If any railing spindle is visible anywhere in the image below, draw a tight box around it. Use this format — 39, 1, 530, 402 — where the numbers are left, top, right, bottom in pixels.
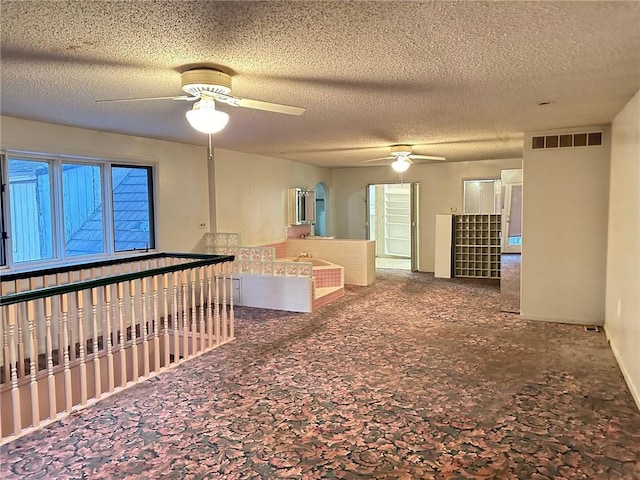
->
2, 309, 9, 385
206, 265, 213, 348
152, 276, 161, 372
222, 263, 228, 342
141, 278, 150, 377
44, 297, 57, 420
61, 294, 72, 413
163, 274, 170, 368
17, 303, 25, 381
76, 291, 88, 407
190, 269, 197, 355
172, 273, 179, 364
91, 288, 101, 400
214, 265, 221, 345
130, 280, 139, 382
27, 301, 40, 428
199, 268, 206, 352
7, 304, 22, 436
182, 271, 189, 358
117, 283, 127, 387
228, 262, 235, 340
104, 285, 115, 393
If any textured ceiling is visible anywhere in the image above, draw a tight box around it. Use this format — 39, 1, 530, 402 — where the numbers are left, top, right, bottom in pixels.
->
1, 1, 639, 168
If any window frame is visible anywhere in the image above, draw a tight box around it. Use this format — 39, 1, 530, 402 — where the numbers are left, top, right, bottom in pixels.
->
1, 149, 157, 271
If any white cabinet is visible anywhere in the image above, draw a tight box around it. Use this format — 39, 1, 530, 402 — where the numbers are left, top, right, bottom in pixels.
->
435, 214, 454, 278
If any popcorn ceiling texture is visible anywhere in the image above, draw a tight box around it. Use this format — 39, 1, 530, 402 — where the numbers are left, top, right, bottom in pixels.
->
1, 1, 639, 166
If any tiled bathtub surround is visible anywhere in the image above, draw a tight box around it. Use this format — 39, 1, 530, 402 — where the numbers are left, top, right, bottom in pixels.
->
208, 233, 344, 312
286, 238, 375, 286
313, 265, 344, 288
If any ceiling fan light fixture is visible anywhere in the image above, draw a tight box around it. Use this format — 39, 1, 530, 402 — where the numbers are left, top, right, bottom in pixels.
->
186, 97, 229, 134
391, 157, 411, 172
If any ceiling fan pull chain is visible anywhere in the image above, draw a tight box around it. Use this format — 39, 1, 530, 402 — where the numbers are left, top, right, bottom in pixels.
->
208, 133, 214, 162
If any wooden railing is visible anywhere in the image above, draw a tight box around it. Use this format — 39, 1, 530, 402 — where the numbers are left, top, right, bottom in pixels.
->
0, 253, 235, 444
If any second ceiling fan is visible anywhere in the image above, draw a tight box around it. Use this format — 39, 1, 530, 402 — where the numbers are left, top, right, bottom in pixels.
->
362, 145, 446, 171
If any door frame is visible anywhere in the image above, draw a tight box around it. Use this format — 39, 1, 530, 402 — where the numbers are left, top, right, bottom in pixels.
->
365, 181, 419, 271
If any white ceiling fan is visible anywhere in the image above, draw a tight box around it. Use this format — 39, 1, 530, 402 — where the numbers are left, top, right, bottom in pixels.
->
96, 68, 306, 134
362, 145, 446, 171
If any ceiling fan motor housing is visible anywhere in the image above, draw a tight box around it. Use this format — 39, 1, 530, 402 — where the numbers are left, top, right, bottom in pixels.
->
181, 69, 232, 96
390, 145, 413, 157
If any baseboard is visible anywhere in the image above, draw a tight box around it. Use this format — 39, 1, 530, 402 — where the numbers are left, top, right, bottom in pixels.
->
518, 313, 604, 326
603, 325, 640, 412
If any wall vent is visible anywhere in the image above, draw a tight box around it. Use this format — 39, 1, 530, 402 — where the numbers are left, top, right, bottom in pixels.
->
532, 131, 603, 150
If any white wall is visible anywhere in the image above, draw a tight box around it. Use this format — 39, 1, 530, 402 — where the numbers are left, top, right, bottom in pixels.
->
521, 125, 611, 324
1, 116, 210, 253
605, 90, 640, 409
330, 158, 522, 272
212, 149, 331, 246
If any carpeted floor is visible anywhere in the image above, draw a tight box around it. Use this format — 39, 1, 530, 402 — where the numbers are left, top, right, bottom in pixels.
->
1, 270, 639, 479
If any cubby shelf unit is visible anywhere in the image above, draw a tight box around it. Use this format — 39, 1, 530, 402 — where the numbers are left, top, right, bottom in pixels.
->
454, 214, 501, 279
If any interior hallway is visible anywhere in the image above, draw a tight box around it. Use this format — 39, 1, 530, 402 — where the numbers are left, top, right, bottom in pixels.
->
1, 270, 639, 479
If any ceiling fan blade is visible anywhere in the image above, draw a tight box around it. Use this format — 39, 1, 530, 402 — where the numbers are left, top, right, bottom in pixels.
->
95, 95, 197, 104
233, 97, 305, 115
361, 156, 394, 164
411, 154, 447, 161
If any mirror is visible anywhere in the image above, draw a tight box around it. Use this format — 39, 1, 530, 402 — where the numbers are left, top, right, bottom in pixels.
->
288, 188, 316, 225
500, 168, 523, 313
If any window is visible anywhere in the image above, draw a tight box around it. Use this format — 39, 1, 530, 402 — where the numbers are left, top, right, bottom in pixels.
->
112, 166, 154, 252
2, 152, 155, 267
62, 163, 105, 256
8, 158, 54, 262
463, 179, 501, 214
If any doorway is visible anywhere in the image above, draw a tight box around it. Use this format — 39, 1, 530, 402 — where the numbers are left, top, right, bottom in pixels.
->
314, 182, 327, 237
366, 182, 419, 271
500, 168, 523, 313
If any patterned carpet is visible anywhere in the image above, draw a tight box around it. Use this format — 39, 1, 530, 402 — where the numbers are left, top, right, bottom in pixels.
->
2, 270, 639, 479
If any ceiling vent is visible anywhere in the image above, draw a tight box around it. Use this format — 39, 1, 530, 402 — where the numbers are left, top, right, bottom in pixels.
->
531, 131, 603, 150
